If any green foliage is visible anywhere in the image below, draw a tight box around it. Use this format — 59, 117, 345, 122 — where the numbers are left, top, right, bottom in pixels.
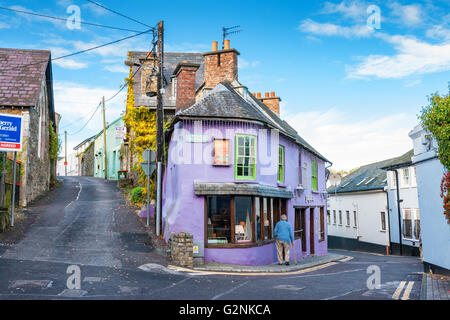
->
49, 121, 61, 161
130, 186, 145, 204
419, 88, 450, 170
419, 86, 450, 224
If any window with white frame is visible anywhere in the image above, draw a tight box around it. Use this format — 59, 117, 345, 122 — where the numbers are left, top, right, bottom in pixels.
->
338, 210, 342, 225
411, 167, 417, 187
346, 210, 350, 226
390, 171, 396, 189
401, 168, 410, 187
402, 209, 412, 238
380, 212, 386, 231
333, 210, 336, 224
401, 208, 421, 240
302, 162, 307, 188
353, 211, 357, 227
414, 209, 420, 240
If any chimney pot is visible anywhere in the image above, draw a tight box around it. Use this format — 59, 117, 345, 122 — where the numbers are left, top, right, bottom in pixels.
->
224, 39, 230, 50
257, 92, 261, 99
212, 41, 218, 51
265, 92, 269, 98
271, 91, 275, 97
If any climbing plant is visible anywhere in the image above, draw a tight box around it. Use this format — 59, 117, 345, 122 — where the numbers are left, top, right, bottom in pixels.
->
419, 87, 450, 224
123, 60, 157, 200
49, 121, 61, 161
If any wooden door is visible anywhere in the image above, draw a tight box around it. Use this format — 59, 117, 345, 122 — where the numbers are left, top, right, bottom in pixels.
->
310, 208, 315, 255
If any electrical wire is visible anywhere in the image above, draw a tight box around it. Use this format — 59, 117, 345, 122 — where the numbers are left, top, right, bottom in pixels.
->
2, 28, 153, 71
85, 0, 152, 29
0, 6, 145, 33
66, 102, 102, 135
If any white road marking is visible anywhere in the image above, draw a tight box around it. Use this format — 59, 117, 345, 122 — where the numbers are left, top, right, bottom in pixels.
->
211, 281, 249, 300
392, 281, 406, 300
401, 281, 414, 300
64, 181, 82, 209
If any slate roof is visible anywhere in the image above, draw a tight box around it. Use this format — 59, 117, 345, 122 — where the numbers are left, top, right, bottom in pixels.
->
73, 135, 96, 151
127, 51, 204, 108
175, 81, 330, 163
0, 48, 51, 107
194, 182, 294, 198
327, 150, 414, 194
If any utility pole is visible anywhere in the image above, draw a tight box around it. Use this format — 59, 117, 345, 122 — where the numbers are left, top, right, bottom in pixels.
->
155, 21, 164, 237
64, 130, 67, 176
102, 96, 108, 179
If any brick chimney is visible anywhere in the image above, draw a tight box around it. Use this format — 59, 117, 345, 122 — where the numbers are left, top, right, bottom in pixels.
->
259, 91, 281, 115
203, 40, 240, 89
173, 61, 200, 112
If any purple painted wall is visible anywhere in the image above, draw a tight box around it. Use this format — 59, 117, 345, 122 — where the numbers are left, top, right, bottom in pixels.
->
162, 119, 328, 265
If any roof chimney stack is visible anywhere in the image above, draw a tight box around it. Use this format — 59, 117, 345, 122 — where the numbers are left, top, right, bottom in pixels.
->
173, 61, 200, 113
203, 40, 240, 89
258, 91, 281, 116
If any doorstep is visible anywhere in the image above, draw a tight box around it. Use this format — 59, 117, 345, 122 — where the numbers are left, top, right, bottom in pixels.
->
191, 253, 346, 273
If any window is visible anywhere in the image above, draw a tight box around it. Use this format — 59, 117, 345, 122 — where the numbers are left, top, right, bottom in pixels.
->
302, 163, 308, 188
353, 211, 357, 227
401, 168, 410, 187
338, 210, 342, 225
380, 212, 386, 231
414, 209, 420, 239
346, 210, 350, 226
319, 207, 325, 241
390, 171, 397, 189
207, 196, 232, 244
235, 196, 253, 243
327, 210, 331, 224
207, 196, 283, 247
235, 135, 257, 180
298, 153, 302, 185
294, 208, 304, 239
213, 139, 230, 166
278, 145, 285, 183
402, 209, 412, 238
333, 210, 336, 224
311, 160, 318, 191
411, 167, 417, 187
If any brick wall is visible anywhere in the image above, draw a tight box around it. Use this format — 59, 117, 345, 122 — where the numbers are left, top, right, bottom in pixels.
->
174, 62, 200, 112
203, 49, 239, 89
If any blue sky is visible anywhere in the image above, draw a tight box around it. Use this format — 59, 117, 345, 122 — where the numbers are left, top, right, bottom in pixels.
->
0, 0, 449, 170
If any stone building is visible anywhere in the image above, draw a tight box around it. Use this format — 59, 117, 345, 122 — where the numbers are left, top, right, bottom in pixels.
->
0, 48, 56, 206
73, 135, 95, 176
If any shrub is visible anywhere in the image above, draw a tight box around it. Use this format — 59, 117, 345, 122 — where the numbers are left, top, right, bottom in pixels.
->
130, 187, 145, 204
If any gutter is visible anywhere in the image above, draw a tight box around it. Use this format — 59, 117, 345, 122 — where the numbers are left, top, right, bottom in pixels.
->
383, 186, 392, 254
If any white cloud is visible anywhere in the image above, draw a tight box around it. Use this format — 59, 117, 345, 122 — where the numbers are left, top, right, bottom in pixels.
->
321, 0, 368, 22
239, 58, 260, 69
0, 21, 11, 29
49, 47, 88, 69
104, 64, 128, 73
347, 34, 450, 79
388, 2, 422, 27
54, 81, 126, 134
298, 19, 374, 38
426, 25, 450, 41
281, 107, 416, 171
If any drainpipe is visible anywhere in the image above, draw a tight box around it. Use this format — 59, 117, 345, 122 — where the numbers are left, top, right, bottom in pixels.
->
394, 169, 403, 256
383, 187, 392, 255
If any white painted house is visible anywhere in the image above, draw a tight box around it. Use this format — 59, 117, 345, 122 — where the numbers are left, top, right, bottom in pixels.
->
327, 151, 415, 255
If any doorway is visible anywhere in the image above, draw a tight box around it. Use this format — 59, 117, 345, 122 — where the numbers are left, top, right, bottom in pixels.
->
310, 208, 315, 255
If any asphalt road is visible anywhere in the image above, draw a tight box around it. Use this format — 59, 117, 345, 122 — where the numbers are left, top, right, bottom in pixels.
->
0, 176, 423, 300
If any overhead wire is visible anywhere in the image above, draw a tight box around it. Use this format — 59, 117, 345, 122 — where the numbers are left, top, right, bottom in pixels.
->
0, 6, 145, 33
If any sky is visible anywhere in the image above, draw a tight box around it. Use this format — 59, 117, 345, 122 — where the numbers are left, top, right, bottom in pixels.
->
0, 0, 449, 171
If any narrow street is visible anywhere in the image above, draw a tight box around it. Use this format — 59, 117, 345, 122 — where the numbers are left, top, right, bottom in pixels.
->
0, 177, 423, 300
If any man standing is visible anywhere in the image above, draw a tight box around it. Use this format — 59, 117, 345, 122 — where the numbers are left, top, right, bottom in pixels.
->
274, 214, 294, 265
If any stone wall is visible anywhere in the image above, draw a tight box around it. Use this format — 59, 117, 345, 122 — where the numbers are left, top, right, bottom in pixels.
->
168, 232, 194, 268
82, 142, 95, 176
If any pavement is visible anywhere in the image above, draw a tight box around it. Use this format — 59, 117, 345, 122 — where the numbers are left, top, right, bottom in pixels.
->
0, 176, 425, 300
421, 273, 450, 300
175, 253, 348, 274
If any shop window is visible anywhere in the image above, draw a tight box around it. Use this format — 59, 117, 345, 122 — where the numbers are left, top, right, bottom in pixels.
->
311, 160, 318, 191
234, 196, 253, 243
207, 196, 232, 244
278, 145, 284, 183
261, 197, 272, 240
235, 135, 256, 180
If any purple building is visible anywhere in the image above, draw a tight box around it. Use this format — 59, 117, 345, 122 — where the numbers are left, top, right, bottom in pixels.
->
162, 41, 330, 265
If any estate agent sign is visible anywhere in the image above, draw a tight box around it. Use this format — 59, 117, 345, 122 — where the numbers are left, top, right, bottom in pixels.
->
0, 113, 23, 152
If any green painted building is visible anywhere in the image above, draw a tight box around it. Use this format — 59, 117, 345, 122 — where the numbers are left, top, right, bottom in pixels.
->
93, 116, 125, 180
